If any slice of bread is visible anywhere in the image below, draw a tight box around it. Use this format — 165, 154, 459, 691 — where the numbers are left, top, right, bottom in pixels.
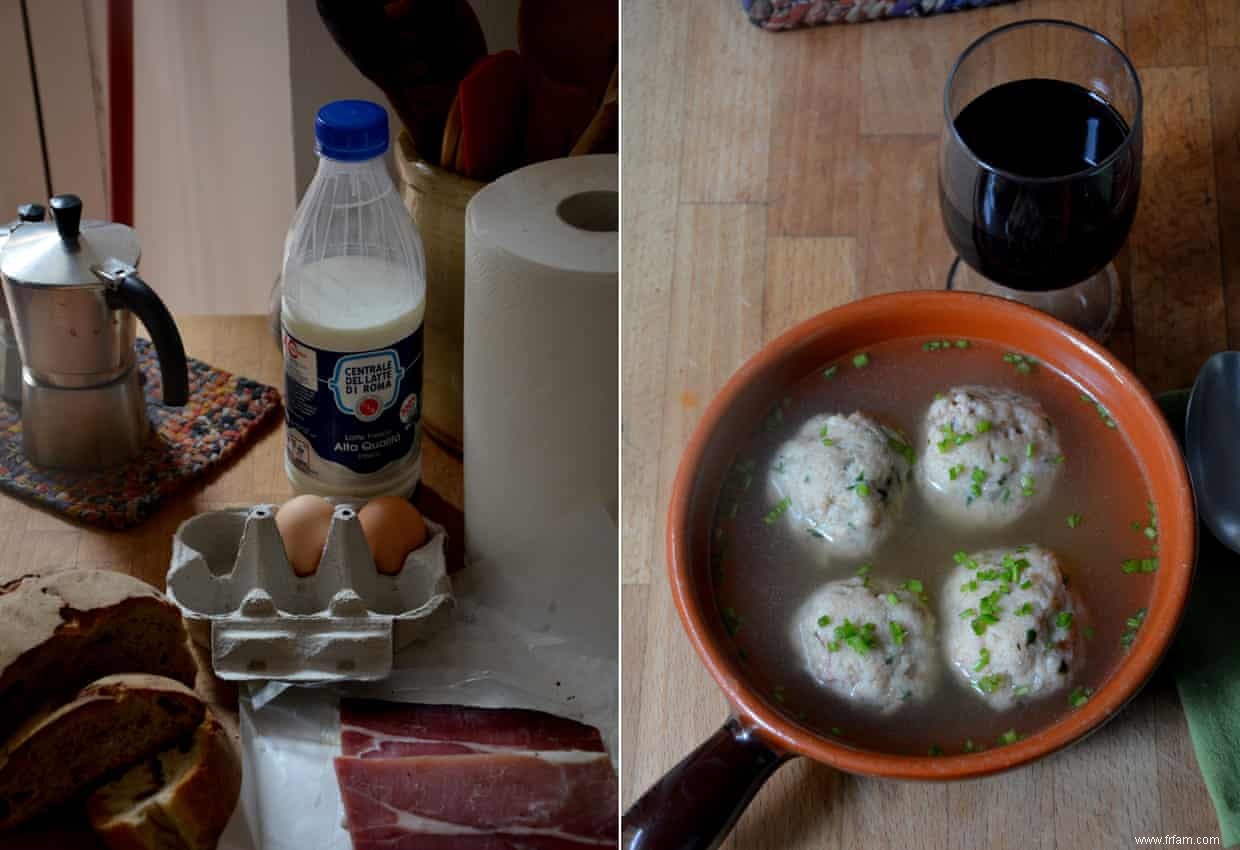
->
0, 674, 205, 831
0, 570, 198, 741
87, 711, 242, 850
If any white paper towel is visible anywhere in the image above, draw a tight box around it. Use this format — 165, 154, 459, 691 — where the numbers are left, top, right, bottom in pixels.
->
463, 155, 618, 571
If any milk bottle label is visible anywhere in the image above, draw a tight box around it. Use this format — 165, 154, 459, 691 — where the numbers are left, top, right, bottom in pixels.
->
283, 326, 423, 475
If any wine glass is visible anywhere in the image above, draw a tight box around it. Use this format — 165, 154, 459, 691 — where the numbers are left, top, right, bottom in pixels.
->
939, 19, 1143, 341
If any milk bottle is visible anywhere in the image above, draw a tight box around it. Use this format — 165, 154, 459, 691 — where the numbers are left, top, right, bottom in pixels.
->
281, 100, 427, 497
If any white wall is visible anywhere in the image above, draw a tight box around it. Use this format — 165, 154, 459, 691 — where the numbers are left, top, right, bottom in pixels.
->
7, 0, 520, 316
130, 0, 296, 315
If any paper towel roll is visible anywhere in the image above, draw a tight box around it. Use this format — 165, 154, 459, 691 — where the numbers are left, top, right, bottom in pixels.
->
463, 155, 618, 568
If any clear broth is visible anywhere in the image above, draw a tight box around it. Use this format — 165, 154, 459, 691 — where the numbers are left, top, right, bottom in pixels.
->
712, 337, 1157, 756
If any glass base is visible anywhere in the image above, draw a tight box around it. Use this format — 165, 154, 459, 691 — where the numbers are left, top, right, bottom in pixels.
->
945, 259, 1121, 343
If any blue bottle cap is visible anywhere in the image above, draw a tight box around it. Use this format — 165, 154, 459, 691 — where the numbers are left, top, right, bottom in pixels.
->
315, 100, 389, 161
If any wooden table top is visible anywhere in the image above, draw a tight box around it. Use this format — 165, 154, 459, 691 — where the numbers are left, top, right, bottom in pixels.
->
3, 314, 462, 847
622, 1, 1234, 847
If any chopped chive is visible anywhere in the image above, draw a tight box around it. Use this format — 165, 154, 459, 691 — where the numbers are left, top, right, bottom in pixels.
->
856, 563, 872, 577
974, 648, 991, 671
956, 340, 970, 349
833, 619, 879, 655
1020, 475, 1035, 497
977, 673, 1006, 694
1016, 602, 1033, 616
934, 392, 945, 401
953, 551, 969, 565
1121, 559, 1141, 574
1053, 454, 1066, 464
1069, 686, 1092, 708
928, 744, 944, 756
830, 727, 842, 737
1144, 526, 1157, 540
817, 614, 832, 628
1083, 626, 1095, 640
949, 464, 965, 481
1020, 579, 1032, 590
888, 435, 916, 466
960, 607, 977, 620
976, 420, 992, 434
1013, 685, 1031, 697
1026, 629, 1038, 645
886, 592, 899, 605
890, 621, 907, 646
853, 353, 870, 368
1066, 513, 1082, 529
971, 615, 997, 636
823, 365, 839, 379
1056, 611, 1074, 630
902, 578, 924, 594
763, 497, 792, 525
972, 467, 987, 484
998, 729, 1021, 745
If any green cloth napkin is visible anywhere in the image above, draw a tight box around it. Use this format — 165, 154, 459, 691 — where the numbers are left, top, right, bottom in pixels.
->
1159, 390, 1240, 847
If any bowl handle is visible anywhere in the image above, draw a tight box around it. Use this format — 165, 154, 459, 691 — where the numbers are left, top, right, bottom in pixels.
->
622, 715, 792, 850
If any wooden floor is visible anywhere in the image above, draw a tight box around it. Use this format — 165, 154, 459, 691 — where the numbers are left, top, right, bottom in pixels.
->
621, 1, 1237, 846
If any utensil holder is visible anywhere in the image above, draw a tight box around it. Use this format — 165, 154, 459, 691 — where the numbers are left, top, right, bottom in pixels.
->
394, 130, 486, 454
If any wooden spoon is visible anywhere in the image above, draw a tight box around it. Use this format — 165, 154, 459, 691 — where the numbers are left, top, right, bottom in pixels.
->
440, 92, 462, 170
517, 0, 617, 103
571, 66, 618, 156
316, 0, 487, 158
457, 50, 528, 180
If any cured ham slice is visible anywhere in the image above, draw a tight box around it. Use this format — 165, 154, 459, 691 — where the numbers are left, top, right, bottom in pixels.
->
335, 702, 617, 850
340, 700, 607, 759
334, 753, 617, 849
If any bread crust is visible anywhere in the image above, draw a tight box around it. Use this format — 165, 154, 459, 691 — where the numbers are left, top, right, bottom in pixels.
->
0, 571, 198, 740
87, 712, 242, 850
0, 674, 205, 831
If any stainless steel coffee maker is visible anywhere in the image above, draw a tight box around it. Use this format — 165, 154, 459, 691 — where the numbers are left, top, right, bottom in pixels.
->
0, 203, 48, 405
0, 194, 188, 469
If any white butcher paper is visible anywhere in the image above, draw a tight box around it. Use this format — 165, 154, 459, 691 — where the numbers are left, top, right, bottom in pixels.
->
217, 506, 618, 850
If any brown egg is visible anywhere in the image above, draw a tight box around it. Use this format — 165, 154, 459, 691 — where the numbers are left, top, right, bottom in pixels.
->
358, 496, 428, 575
275, 495, 335, 577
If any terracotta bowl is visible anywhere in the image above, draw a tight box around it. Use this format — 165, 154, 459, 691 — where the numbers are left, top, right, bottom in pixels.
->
623, 292, 1195, 850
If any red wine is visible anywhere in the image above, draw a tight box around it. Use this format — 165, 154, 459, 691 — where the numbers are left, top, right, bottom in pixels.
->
940, 78, 1139, 292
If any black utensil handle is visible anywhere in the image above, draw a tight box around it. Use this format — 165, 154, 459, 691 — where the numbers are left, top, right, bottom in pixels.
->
110, 273, 189, 406
622, 717, 791, 850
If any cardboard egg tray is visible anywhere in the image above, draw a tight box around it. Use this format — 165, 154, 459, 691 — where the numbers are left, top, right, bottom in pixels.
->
167, 503, 452, 683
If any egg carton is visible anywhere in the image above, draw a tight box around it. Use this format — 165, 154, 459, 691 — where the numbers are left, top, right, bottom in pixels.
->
166, 503, 453, 683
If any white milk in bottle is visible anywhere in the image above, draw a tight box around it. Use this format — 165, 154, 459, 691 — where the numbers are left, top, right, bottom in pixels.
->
281, 100, 427, 497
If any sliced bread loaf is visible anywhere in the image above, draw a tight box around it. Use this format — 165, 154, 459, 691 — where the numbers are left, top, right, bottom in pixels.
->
87, 711, 242, 850
0, 570, 198, 741
0, 674, 205, 831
